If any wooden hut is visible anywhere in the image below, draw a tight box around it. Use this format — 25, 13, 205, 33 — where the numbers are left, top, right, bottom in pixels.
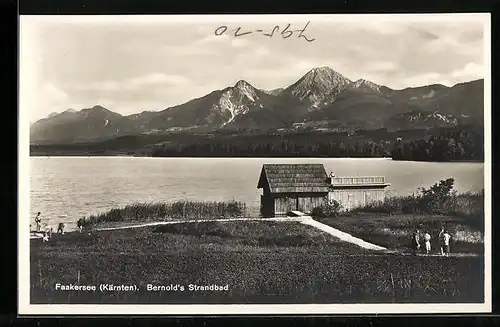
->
327, 175, 391, 211
257, 164, 329, 216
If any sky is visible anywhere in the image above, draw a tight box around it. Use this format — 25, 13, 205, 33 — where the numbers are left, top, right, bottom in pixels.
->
20, 14, 489, 122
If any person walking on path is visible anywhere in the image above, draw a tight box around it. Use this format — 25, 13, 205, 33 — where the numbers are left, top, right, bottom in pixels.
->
424, 231, 431, 254
442, 230, 451, 256
412, 229, 421, 255
34, 212, 42, 232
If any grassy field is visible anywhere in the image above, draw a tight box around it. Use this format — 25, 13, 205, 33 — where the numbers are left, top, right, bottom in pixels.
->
317, 214, 484, 254
30, 220, 483, 304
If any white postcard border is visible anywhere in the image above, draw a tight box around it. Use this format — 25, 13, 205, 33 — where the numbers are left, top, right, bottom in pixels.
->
18, 13, 492, 315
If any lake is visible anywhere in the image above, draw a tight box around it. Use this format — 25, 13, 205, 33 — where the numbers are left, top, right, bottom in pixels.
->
29, 157, 484, 230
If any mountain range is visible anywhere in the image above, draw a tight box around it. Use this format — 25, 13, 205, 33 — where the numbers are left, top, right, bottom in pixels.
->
30, 66, 484, 144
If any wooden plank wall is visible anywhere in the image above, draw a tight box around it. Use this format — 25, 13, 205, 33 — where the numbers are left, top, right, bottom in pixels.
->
298, 196, 326, 213
273, 195, 326, 215
328, 188, 386, 211
274, 196, 297, 215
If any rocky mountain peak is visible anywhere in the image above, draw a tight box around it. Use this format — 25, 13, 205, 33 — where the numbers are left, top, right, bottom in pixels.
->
228, 79, 258, 103
234, 80, 252, 89
352, 78, 381, 93
285, 66, 352, 106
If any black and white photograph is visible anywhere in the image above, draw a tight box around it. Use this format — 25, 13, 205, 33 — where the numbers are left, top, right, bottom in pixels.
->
19, 14, 491, 315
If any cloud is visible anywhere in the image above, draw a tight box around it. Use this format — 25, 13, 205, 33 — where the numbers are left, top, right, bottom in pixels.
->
367, 61, 398, 73
231, 37, 252, 48
75, 73, 191, 92
125, 73, 190, 88
192, 32, 254, 49
254, 46, 270, 56
27, 83, 70, 121
161, 33, 252, 57
451, 62, 484, 80
43, 83, 69, 103
195, 33, 229, 45
337, 22, 407, 35
398, 72, 444, 88
422, 36, 468, 55
23, 15, 488, 119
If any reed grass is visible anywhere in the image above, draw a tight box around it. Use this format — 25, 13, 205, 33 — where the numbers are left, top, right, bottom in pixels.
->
350, 191, 484, 219
78, 200, 246, 228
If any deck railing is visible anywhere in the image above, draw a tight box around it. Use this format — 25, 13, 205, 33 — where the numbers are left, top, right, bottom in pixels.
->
330, 176, 386, 185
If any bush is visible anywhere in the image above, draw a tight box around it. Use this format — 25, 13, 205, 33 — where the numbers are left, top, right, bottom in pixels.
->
311, 200, 342, 218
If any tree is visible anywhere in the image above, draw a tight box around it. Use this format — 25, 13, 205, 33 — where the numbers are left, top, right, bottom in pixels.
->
419, 178, 455, 214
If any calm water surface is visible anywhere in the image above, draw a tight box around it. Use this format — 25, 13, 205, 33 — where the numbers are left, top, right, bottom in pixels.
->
29, 157, 484, 230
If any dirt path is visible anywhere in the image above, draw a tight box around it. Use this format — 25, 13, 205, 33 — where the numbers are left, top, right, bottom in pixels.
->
95, 216, 305, 231
94, 215, 388, 251
299, 216, 388, 251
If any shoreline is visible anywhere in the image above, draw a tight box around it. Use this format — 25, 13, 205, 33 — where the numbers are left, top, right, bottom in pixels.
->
28, 155, 485, 163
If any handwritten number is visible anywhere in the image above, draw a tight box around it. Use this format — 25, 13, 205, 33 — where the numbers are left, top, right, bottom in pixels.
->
295, 21, 315, 42
281, 24, 293, 38
215, 22, 315, 42
234, 27, 252, 37
214, 26, 227, 36
263, 26, 279, 37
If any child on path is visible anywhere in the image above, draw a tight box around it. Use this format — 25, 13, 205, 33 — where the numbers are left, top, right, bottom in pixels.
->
424, 231, 431, 254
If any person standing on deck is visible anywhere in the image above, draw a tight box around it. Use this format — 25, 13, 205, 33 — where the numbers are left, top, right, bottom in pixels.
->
424, 231, 431, 254
412, 229, 420, 255
442, 230, 451, 256
34, 212, 42, 232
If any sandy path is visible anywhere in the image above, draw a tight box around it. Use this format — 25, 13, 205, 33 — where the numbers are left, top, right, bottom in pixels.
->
95, 216, 305, 231
299, 216, 388, 251
94, 215, 388, 251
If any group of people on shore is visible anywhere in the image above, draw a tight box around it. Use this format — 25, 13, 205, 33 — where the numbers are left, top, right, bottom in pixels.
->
412, 226, 451, 256
31, 212, 69, 242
